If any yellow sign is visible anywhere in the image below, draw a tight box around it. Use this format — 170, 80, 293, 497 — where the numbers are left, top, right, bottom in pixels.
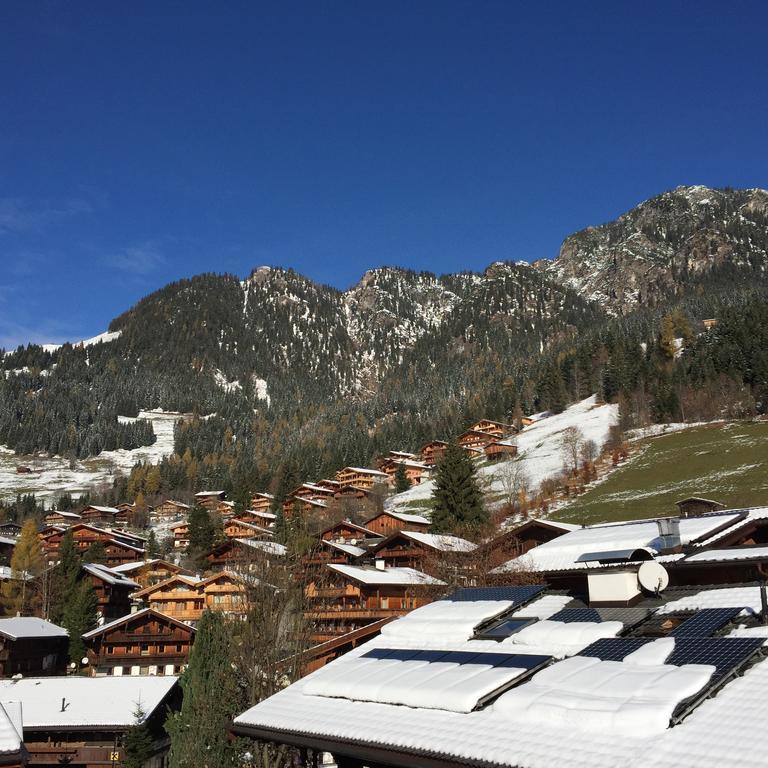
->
109, 751, 120, 761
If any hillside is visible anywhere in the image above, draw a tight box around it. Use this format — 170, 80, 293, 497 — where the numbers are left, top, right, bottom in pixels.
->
556, 421, 768, 525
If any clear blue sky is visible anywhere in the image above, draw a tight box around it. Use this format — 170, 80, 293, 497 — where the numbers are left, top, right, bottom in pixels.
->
1, 1, 767, 348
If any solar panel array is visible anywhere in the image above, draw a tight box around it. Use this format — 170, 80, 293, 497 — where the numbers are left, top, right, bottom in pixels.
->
549, 608, 602, 623
579, 636, 764, 683
303, 647, 553, 712
474, 617, 535, 640
447, 585, 546, 603
669, 607, 744, 637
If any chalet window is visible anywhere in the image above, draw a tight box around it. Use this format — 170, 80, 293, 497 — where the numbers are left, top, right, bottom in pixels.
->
107, 646, 114, 654
380, 597, 389, 609
158, 644, 165, 653
140, 644, 150, 656
176, 644, 183, 653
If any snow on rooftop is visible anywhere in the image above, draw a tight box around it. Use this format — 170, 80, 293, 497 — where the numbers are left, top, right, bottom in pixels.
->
0, 702, 22, 755
235, 538, 287, 556
0, 676, 177, 729
82, 563, 139, 588
0, 617, 67, 640
657, 586, 766, 615
381, 599, 513, 644
401, 531, 477, 552
511, 594, 573, 620
324, 540, 366, 558
386, 511, 430, 524
493, 651, 714, 738
683, 546, 768, 563
693, 507, 768, 547
498, 513, 742, 573
502, 619, 623, 656
328, 564, 443, 587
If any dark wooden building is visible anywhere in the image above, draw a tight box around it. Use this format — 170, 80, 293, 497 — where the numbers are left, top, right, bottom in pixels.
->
0, 618, 68, 678
82, 563, 139, 621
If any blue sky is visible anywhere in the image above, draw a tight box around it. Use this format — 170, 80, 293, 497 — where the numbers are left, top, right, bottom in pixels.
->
1, 1, 767, 349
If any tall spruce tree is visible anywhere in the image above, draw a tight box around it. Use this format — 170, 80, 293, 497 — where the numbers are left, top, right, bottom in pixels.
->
146, 529, 160, 559
186, 505, 214, 570
1, 519, 45, 616
430, 441, 486, 533
62, 578, 98, 664
166, 610, 245, 768
394, 462, 411, 493
123, 705, 154, 768
49, 529, 81, 624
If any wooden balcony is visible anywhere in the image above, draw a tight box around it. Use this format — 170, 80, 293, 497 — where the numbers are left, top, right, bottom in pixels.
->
305, 608, 409, 621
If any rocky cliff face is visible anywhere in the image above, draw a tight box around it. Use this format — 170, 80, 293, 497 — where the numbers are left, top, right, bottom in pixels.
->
543, 185, 768, 313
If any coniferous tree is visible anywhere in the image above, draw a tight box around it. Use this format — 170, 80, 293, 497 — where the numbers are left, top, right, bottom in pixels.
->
166, 610, 245, 768
1, 519, 45, 616
394, 462, 411, 493
123, 705, 154, 768
430, 441, 486, 533
272, 506, 288, 546
187, 506, 214, 570
146, 529, 160, 559
49, 529, 81, 624
83, 540, 107, 564
62, 579, 98, 664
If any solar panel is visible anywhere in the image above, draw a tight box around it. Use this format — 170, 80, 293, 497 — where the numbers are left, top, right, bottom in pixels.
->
669, 607, 744, 638
305, 647, 552, 712
474, 617, 535, 640
549, 608, 602, 623
579, 637, 653, 661
447, 585, 546, 603
667, 636, 765, 682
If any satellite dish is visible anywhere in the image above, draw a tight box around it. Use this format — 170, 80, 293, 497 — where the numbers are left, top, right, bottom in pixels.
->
638, 561, 669, 594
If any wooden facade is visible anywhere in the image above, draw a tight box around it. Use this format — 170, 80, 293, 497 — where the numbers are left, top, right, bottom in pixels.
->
223, 519, 273, 540
42, 510, 81, 527
363, 511, 430, 537
135, 572, 248, 624
249, 493, 275, 513
194, 491, 226, 510
283, 496, 328, 518
419, 440, 448, 466
79, 505, 119, 527
675, 497, 725, 518
380, 459, 431, 486
334, 467, 391, 490
84, 608, 195, 676
0, 619, 68, 678
171, 522, 189, 550
468, 419, 517, 439
320, 521, 382, 545
112, 560, 189, 590
40, 524, 144, 567
457, 429, 496, 451
153, 499, 191, 518
82, 564, 139, 621
235, 509, 276, 528
484, 441, 518, 461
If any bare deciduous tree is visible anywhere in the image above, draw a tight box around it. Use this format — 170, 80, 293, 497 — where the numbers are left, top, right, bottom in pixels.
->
560, 426, 584, 475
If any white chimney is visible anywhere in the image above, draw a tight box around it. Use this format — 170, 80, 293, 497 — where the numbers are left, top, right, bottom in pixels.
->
375, 559, 386, 571
587, 569, 641, 606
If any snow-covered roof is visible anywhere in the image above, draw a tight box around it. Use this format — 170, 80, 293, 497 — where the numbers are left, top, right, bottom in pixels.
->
373, 510, 430, 525
195, 490, 225, 496
499, 513, 742, 573
82, 563, 139, 588
246, 510, 277, 520
0, 536, 16, 547
47, 510, 81, 519
341, 467, 389, 477
82, 607, 194, 639
0, 617, 67, 640
693, 507, 768, 548
399, 530, 477, 552
0, 702, 22, 756
83, 505, 119, 514
683, 546, 768, 563
324, 540, 366, 558
328, 564, 444, 586
234, 590, 768, 768
657, 586, 767, 615
235, 538, 287, 556
0, 676, 177, 730
111, 559, 178, 574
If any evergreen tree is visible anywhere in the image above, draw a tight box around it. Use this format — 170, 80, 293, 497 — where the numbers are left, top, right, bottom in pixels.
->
187, 506, 214, 570
83, 540, 107, 564
166, 610, 245, 768
123, 705, 154, 768
1, 519, 45, 616
394, 462, 411, 493
49, 529, 82, 624
430, 441, 486, 533
62, 578, 98, 664
146, 529, 160, 559
272, 506, 288, 545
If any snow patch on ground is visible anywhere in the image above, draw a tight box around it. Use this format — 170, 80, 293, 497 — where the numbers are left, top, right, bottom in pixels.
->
0, 410, 184, 501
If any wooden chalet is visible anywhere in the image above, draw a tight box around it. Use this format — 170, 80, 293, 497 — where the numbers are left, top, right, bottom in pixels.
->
0, 700, 22, 767
367, 530, 477, 570
110, 559, 190, 590
249, 492, 275, 513
675, 497, 726, 518
79, 505, 119, 527
235, 509, 276, 528
40, 524, 144, 567
0, 675, 180, 768
194, 490, 226, 510
135, 572, 249, 624
223, 518, 273, 540
283, 496, 329, 518
206, 537, 286, 571
0, 536, 15, 565
0, 618, 68, 678
333, 485, 371, 502
299, 618, 392, 675
153, 499, 191, 518
81, 564, 140, 620
304, 563, 440, 642
379, 459, 431, 486
0, 522, 21, 539
289, 483, 337, 503
216, 500, 237, 519
171, 522, 189, 550
320, 520, 383, 545
83, 607, 195, 676
702, 317, 719, 329
468, 419, 518, 439
376, 451, 417, 470
315, 479, 342, 492
42, 510, 81, 527
457, 429, 497, 451
302, 539, 367, 570
419, 440, 448, 466
363, 510, 430, 537
484, 440, 518, 461
479, 518, 580, 563
335, 467, 391, 490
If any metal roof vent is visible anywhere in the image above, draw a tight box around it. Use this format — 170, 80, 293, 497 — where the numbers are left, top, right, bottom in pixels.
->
656, 518, 681, 553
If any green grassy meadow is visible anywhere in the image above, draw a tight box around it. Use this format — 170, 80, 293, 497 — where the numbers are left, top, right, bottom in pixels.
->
557, 422, 768, 526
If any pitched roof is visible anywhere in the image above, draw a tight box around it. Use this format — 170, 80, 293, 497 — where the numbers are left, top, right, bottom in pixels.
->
0, 617, 67, 640
368, 510, 430, 525
0, 702, 22, 756
82, 563, 140, 588
399, 530, 477, 552
0, 676, 177, 730
328, 563, 444, 586
83, 607, 195, 639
